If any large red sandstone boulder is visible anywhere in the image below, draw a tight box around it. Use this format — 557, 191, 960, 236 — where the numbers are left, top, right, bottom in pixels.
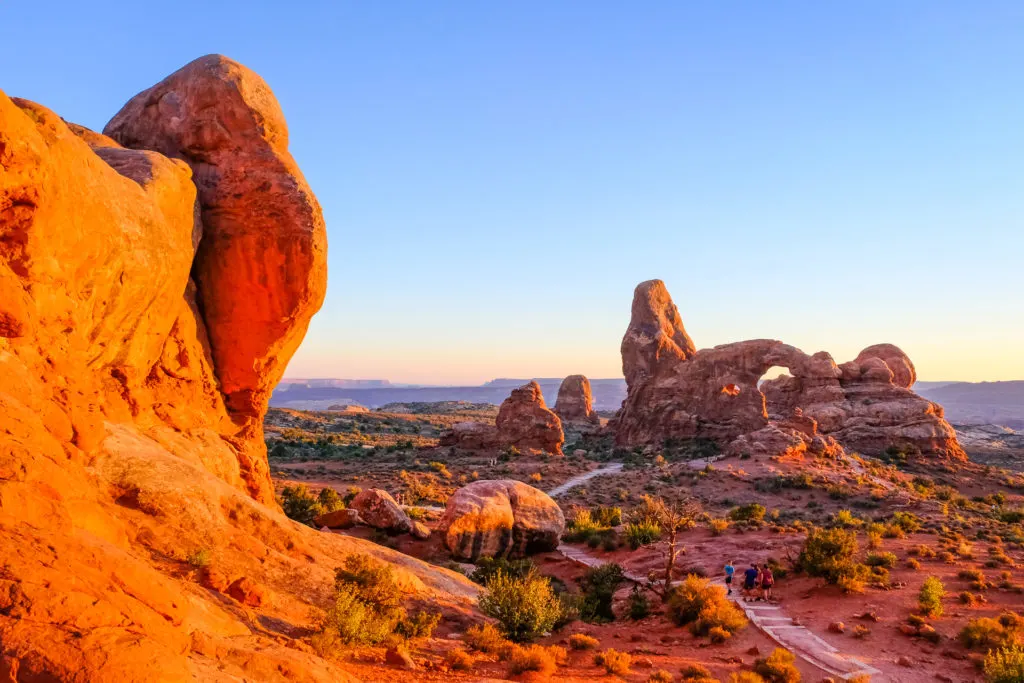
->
613, 280, 964, 461
439, 420, 500, 450
350, 489, 413, 533
314, 508, 361, 529
439, 480, 565, 561
0, 57, 477, 682
554, 374, 600, 426
104, 55, 328, 501
495, 381, 565, 454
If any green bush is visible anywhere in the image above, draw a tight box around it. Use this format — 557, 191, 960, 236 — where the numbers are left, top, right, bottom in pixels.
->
865, 551, 898, 568
667, 575, 746, 638
624, 520, 662, 549
729, 503, 766, 522
478, 571, 563, 642
280, 484, 343, 526
318, 554, 439, 646
580, 563, 624, 623
470, 556, 535, 586
984, 645, 1024, 683
919, 576, 945, 617
628, 586, 651, 620
961, 613, 1024, 651
797, 527, 858, 583
754, 648, 801, 683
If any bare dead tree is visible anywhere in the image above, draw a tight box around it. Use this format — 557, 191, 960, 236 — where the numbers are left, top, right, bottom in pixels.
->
635, 495, 702, 599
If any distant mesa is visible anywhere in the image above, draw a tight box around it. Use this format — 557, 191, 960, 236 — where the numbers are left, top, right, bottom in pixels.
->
614, 279, 966, 461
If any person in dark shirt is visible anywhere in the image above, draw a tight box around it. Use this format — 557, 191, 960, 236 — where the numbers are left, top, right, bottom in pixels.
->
743, 564, 758, 600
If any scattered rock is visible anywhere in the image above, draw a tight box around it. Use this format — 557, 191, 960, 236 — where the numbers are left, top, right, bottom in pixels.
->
898, 655, 913, 667
227, 577, 265, 607
828, 622, 845, 634
350, 489, 413, 533
199, 567, 230, 593
313, 508, 361, 529
746, 646, 760, 656
410, 521, 431, 540
899, 624, 918, 637
857, 611, 880, 622
439, 479, 565, 561
385, 645, 417, 670
633, 657, 654, 669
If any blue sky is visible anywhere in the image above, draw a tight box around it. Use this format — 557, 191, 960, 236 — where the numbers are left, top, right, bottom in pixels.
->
4, 2, 1023, 383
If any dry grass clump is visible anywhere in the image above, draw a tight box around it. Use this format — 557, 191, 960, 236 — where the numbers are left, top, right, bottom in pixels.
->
568, 633, 600, 650
960, 611, 1024, 651
666, 575, 746, 639
594, 648, 632, 676
648, 670, 675, 682
444, 648, 475, 670
507, 644, 566, 676
680, 662, 717, 681
462, 622, 512, 655
753, 647, 801, 682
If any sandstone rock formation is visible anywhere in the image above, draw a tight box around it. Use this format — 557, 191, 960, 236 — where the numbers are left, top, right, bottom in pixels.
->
350, 488, 413, 533
314, 508, 361, 529
441, 380, 565, 454
554, 374, 600, 425
495, 381, 565, 454
0, 56, 476, 682
439, 480, 565, 561
621, 279, 697, 388
614, 280, 965, 460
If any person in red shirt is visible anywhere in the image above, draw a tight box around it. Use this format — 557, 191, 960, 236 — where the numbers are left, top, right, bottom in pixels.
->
761, 563, 775, 601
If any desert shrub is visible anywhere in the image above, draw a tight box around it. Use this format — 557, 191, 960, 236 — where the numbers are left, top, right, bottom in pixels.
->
478, 571, 563, 642
445, 648, 475, 670
866, 531, 882, 549
319, 554, 438, 646
463, 623, 511, 654
831, 509, 862, 528
628, 586, 651, 620
625, 520, 662, 549
186, 548, 211, 568
960, 568, 986, 582
649, 670, 675, 683
709, 518, 730, 536
709, 625, 731, 643
280, 484, 329, 526
984, 645, 1024, 683
595, 648, 632, 676
729, 674, 767, 683
960, 591, 982, 606
754, 648, 801, 683
907, 558, 921, 570
399, 470, 449, 505
729, 503, 766, 523
470, 556, 535, 586
918, 576, 945, 617
680, 663, 714, 680
580, 563, 624, 623
797, 527, 858, 583
865, 551, 897, 568
667, 575, 746, 637
852, 624, 870, 638
960, 614, 1023, 651
317, 487, 343, 512
912, 543, 938, 558
594, 506, 623, 527
568, 633, 600, 650
890, 511, 922, 533
507, 644, 562, 676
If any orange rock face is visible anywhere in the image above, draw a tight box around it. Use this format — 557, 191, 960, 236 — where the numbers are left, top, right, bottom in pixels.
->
0, 56, 476, 682
614, 280, 964, 461
495, 381, 565, 454
554, 374, 600, 425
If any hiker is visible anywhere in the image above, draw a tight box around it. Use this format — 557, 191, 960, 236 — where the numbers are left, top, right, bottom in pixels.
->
761, 563, 775, 601
724, 561, 736, 595
743, 563, 758, 600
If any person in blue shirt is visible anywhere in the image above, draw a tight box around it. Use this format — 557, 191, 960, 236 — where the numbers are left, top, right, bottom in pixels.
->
724, 561, 736, 595
743, 563, 759, 599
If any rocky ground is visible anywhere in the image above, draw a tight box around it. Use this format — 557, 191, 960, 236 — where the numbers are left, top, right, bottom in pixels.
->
269, 401, 1024, 682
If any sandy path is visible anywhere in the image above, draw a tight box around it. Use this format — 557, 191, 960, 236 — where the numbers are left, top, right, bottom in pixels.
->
545, 462, 624, 498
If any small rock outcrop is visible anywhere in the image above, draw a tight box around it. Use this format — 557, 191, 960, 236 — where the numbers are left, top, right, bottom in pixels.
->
441, 380, 564, 454
554, 374, 600, 425
350, 489, 413, 533
439, 480, 565, 561
314, 508, 362, 529
495, 381, 565, 454
614, 280, 965, 461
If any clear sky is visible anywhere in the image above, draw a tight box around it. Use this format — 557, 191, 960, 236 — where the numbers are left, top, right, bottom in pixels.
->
4, 2, 1022, 385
